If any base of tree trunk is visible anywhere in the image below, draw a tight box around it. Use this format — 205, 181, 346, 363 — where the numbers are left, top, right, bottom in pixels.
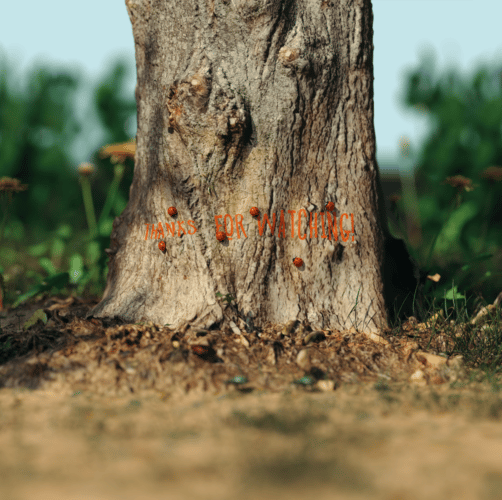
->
88, 0, 424, 335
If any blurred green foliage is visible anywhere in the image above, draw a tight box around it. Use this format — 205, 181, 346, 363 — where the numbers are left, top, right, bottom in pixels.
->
0, 54, 82, 232
394, 49, 502, 308
0, 51, 136, 304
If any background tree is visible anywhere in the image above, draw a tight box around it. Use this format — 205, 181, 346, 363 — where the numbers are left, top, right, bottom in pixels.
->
90, 0, 418, 333
0, 54, 136, 240
0, 55, 82, 234
0, 53, 137, 302
396, 50, 502, 307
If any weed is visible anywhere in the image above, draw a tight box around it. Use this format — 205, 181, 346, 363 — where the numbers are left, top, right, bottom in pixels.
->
216, 292, 236, 306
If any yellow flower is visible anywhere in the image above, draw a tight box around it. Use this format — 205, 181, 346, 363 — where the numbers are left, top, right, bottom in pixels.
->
481, 166, 502, 182
100, 139, 136, 164
427, 273, 441, 283
443, 175, 475, 192
78, 162, 95, 177
0, 177, 28, 192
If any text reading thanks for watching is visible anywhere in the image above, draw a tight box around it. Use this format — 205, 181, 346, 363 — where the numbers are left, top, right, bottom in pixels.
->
145, 210, 355, 241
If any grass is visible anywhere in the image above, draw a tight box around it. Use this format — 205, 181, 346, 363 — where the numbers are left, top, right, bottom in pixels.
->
386, 281, 502, 387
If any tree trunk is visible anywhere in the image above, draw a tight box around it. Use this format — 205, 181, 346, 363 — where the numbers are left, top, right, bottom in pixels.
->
90, 0, 414, 333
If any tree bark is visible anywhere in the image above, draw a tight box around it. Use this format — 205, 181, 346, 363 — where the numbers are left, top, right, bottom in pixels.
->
90, 0, 414, 333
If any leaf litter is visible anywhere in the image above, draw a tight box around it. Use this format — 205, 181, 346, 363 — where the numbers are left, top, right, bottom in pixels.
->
0, 295, 467, 398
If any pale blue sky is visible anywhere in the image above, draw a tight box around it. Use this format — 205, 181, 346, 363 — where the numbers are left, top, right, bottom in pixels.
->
1, 0, 501, 171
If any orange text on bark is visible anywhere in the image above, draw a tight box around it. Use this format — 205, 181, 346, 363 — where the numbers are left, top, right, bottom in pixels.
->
214, 211, 354, 241
144, 211, 355, 242
145, 221, 197, 239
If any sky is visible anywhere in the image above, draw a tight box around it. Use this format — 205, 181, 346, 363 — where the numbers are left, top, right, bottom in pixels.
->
1, 0, 501, 172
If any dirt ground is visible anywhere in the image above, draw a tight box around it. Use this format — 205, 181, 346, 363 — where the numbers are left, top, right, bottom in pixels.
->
1, 295, 502, 500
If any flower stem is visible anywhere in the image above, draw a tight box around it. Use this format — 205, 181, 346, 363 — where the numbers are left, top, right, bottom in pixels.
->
0, 193, 12, 245
424, 194, 458, 270
80, 177, 98, 239
98, 163, 125, 229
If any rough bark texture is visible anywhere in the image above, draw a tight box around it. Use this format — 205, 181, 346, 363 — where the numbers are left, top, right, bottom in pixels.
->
90, 0, 405, 333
